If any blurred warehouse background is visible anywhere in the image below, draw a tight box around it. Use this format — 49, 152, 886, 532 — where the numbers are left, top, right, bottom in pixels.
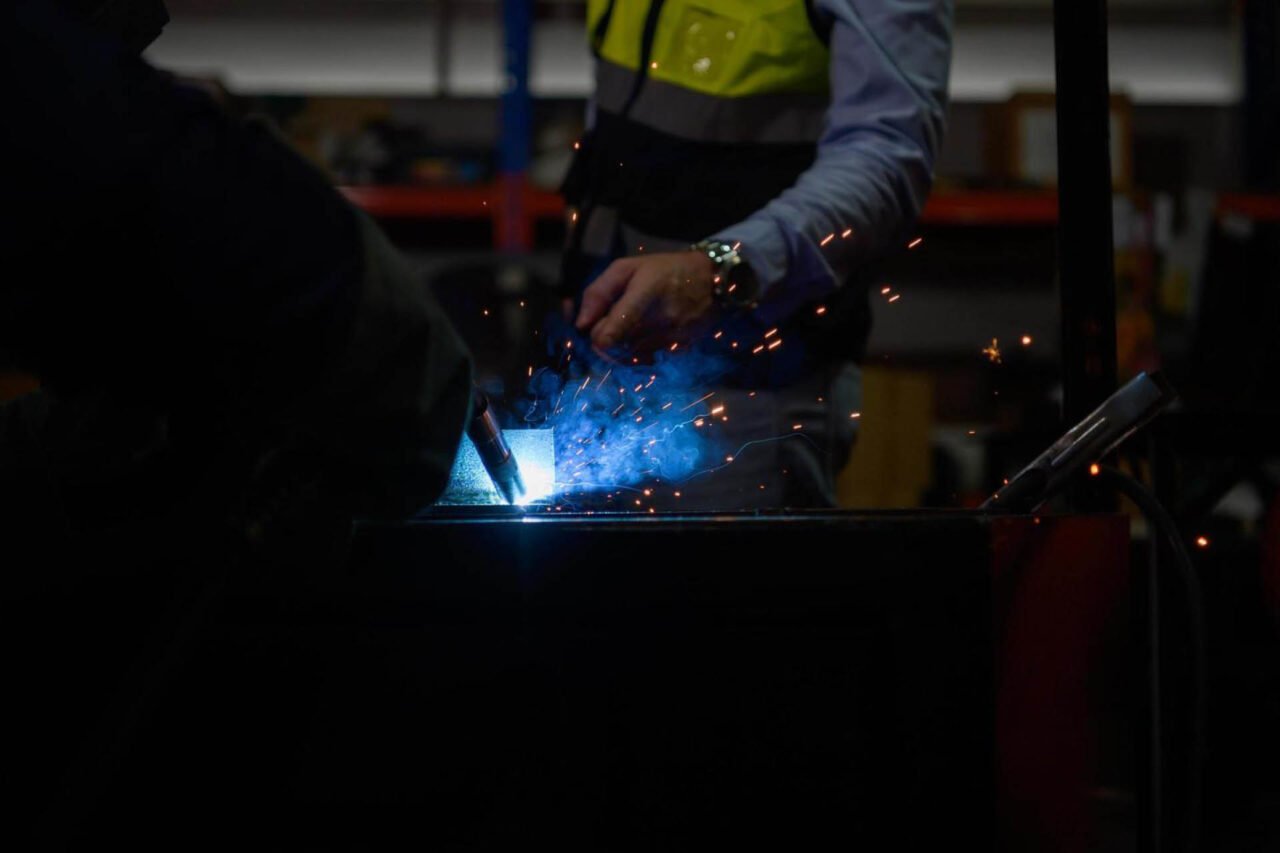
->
3, 3, 1277, 850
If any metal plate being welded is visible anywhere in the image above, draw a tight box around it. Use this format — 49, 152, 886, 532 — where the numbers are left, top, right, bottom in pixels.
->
435, 428, 556, 506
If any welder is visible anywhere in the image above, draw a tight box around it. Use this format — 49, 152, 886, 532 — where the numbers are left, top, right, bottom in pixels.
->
563, 0, 954, 509
0, 0, 473, 538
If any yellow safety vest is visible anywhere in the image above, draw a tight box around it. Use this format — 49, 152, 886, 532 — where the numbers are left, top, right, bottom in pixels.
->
566, 0, 833, 245
586, 0, 830, 144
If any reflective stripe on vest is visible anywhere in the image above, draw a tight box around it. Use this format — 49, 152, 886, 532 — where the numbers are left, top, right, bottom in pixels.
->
587, 0, 830, 144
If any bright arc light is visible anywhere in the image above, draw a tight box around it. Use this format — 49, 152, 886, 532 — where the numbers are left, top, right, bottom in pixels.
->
437, 429, 556, 507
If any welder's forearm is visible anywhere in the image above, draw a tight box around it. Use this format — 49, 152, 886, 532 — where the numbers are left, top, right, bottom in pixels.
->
302, 212, 473, 519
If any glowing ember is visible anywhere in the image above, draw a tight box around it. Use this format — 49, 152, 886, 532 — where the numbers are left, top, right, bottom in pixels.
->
1021, 335, 1033, 346
1089, 463, 1100, 476
1195, 535, 1209, 548
982, 338, 1002, 364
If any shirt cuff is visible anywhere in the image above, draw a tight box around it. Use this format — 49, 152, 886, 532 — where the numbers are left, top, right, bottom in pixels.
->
710, 215, 841, 327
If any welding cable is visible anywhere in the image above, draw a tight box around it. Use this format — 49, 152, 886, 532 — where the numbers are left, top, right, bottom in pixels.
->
1095, 465, 1206, 853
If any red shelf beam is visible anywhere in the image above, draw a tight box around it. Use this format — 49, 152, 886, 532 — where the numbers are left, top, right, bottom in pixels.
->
340, 186, 1073, 227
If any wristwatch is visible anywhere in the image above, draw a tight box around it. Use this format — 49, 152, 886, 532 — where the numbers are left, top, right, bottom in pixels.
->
690, 240, 760, 310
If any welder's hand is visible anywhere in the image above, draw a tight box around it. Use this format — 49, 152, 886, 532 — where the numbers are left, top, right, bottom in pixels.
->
575, 251, 717, 355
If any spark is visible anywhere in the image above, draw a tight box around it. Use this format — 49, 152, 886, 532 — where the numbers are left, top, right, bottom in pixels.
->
849, 411, 861, 419
767, 339, 782, 350
1195, 535, 1210, 548
573, 140, 581, 150
650, 61, 659, 69
841, 228, 853, 238
670, 342, 679, 351
634, 384, 644, 392
570, 211, 578, 222
764, 327, 779, 339
725, 455, 734, 463
710, 405, 725, 416
596, 368, 612, 390
1089, 463, 1100, 476
815, 305, 827, 315
528, 365, 533, 377
565, 340, 573, 349
731, 342, 739, 348
792, 424, 803, 430
482, 308, 490, 316
908, 236, 924, 250
732, 242, 741, 251
881, 286, 892, 295
820, 233, 835, 247
1021, 335, 1033, 346
681, 392, 714, 412
982, 338, 1002, 363
694, 419, 705, 427
752, 345, 765, 354
643, 488, 653, 496
887, 294, 901, 303
674, 491, 682, 498
967, 429, 976, 436
519, 300, 526, 308
661, 402, 673, 410
612, 403, 625, 416
714, 330, 724, 339
748, 391, 757, 397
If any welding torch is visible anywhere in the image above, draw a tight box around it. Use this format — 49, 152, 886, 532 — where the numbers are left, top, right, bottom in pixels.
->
466, 389, 526, 505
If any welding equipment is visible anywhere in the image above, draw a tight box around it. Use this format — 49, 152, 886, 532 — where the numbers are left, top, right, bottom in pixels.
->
982, 371, 1175, 513
465, 389, 526, 505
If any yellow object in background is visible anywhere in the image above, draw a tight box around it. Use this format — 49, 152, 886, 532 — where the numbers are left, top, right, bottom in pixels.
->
837, 368, 935, 508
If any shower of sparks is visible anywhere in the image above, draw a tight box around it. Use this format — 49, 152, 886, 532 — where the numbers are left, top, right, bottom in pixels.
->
907, 237, 924, 250
982, 338, 1002, 364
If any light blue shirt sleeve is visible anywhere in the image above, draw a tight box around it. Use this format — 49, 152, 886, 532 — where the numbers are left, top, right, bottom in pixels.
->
710, 0, 954, 325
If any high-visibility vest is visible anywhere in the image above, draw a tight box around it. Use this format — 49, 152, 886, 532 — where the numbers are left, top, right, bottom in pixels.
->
565, 0, 833, 244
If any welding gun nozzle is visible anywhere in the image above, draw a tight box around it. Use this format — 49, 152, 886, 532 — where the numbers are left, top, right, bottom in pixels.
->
466, 391, 527, 505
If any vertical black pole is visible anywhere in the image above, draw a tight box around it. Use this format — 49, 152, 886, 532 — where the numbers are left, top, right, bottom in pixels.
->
1243, 0, 1280, 191
1052, 0, 1118, 428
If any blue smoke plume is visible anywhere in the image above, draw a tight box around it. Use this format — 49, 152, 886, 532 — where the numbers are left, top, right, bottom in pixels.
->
518, 324, 736, 501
